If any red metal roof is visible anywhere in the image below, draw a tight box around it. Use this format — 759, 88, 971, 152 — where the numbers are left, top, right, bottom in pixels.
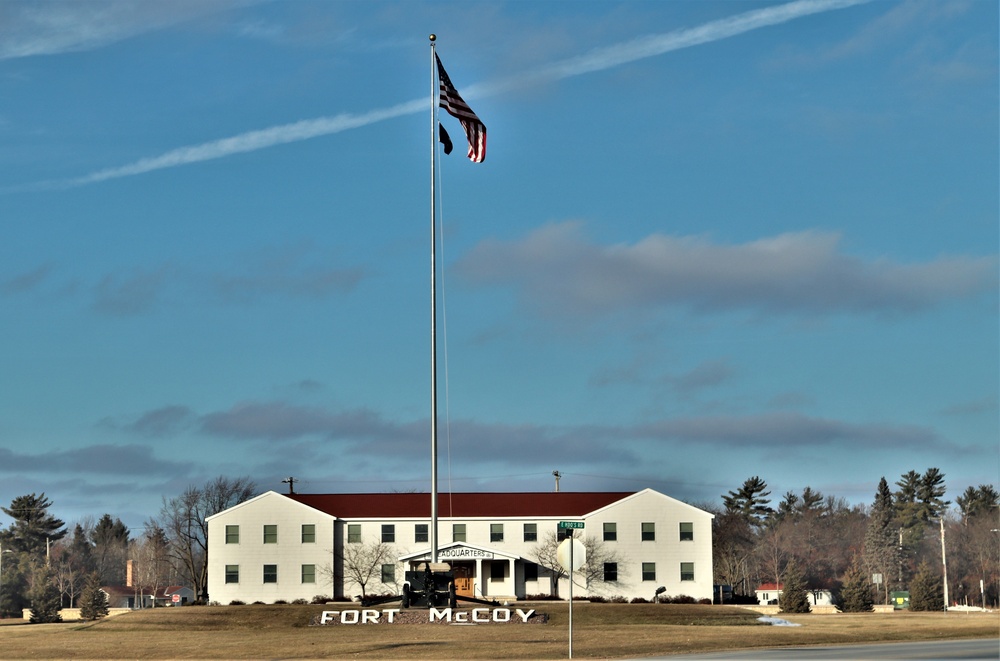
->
286, 492, 635, 519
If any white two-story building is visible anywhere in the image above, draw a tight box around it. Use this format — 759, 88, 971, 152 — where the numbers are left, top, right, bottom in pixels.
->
206, 489, 713, 605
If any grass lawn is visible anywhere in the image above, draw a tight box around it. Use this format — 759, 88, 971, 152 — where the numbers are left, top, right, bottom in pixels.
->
0, 603, 996, 659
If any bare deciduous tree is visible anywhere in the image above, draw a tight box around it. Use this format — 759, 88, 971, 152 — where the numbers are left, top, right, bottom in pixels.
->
158, 476, 256, 602
327, 537, 398, 602
530, 531, 624, 598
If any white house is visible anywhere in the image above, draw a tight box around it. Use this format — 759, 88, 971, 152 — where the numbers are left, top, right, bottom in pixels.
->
755, 582, 835, 607
206, 489, 714, 605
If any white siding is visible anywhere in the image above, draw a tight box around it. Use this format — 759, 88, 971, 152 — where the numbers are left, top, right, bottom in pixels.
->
583, 490, 715, 601
207, 489, 714, 604
207, 492, 336, 604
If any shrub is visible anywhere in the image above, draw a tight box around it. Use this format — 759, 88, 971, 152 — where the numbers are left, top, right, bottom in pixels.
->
670, 595, 696, 604
698, 598, 713, 605
837, 560, 874, 613
779, 562, 811, 614
229, 600, 246, 606
251, 601, 265, 605
608, 595, 628, 603
630, 597, 649, 604
311, 595, 332, 605
291, 598, 308, 605
28, 564, 62, 624
273, 600, 288, 605
79, 573, 109, 621
909, 562, 944, 611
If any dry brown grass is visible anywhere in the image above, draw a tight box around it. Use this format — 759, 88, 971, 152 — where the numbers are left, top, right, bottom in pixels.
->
0, 603, 995, 659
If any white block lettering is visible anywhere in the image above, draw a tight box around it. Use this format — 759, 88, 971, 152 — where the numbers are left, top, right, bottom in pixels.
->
362, 610, 379, 624
453, 610, 468, 622
320, 611, 338, 625
516, 609, 535, 623
384, 609, 400, 623
429, 607, 451, 622
472, 608, 490, 623
340, 610, 359, 624
493, 608, 511, 622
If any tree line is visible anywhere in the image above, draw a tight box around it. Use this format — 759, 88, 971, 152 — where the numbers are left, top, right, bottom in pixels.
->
1, 470, 997, 620
710, 470, 999, 611
0, 476, 255, 621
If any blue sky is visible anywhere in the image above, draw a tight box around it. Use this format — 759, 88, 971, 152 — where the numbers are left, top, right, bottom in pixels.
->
1, 0, 996, 531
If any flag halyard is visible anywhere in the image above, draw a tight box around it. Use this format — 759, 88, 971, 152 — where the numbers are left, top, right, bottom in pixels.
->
436, 54, 486, 163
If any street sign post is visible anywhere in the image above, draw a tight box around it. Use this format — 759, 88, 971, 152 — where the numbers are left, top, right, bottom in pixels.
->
557, 522, 584, 658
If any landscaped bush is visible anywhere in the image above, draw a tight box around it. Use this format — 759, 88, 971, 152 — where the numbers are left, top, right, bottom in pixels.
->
251, 601, 265, 605
290, 599, 308, 605
524, 594, 561, 601
698, 598, 713, 605
273, 600, 288, 605
228, 600, 245, 606
670, 595, 696, 604
608, 595, 628, 603
630, 597, 649, 604
311, 595, 332, 604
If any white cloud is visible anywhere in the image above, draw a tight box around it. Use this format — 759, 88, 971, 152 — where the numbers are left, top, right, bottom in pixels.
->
0, 0, 259, 60
454, 222, 998, 317
14, 0, 871, 189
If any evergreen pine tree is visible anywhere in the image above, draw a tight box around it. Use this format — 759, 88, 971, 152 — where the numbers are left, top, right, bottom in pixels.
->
908, 561, 943, 611
27, 564, 62, 624
838, 559, 874, 612
863, 477, 898, 601
778, 562, 811, 613
79, 573, 109, 620
1, 493, 67, 556
722, 476, 774, 528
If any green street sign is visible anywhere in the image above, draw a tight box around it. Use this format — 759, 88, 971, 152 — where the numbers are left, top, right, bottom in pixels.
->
559, 521, 584, 529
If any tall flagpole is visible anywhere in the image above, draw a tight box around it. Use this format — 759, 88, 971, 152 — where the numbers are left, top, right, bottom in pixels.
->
428, 33, 439, 564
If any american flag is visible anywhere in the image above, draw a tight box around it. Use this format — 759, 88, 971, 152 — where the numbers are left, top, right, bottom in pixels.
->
436, 54, 486, 163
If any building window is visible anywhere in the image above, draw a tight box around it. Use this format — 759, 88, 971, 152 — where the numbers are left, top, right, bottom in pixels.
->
642, 563, 656, 581
604, 563, 618, 582
347, 524, 361, 543
225, 525, 239, 544
225, 565, 239, 584
453, 524, 466, 543
263, 564, 277, 583
415, 524, 428, 543
679, 522, 693, 541
557, 525, 569, 542
524, 562, 538, 582
523, 523, 537, 542
490, 562, 505, 582
301, 524, 316, 543
263, 525, 278, 544
381, 564, 395, 584
302, 564, 316, 584
680, 562, 695, 581
491, 523, 504, 543
641, 522, 655, 541
381, 524, 395, 543
603, 522, 617, 541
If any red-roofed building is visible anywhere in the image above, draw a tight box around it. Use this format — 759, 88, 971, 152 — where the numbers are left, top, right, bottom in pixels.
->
206, 489, 713, 604
755, 582, 834, 606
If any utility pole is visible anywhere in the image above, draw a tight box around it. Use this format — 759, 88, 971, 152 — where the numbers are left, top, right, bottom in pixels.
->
281, 477, 297, 495
552, 471, 561, 492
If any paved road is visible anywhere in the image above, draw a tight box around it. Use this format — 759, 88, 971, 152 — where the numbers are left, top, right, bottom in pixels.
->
647, 638, 1000, 660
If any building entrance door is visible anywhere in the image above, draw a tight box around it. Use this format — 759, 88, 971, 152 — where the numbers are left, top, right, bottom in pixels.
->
453, 564, 474, 597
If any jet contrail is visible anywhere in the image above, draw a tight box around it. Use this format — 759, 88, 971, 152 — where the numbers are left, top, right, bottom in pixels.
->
28, 0, 870, 191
